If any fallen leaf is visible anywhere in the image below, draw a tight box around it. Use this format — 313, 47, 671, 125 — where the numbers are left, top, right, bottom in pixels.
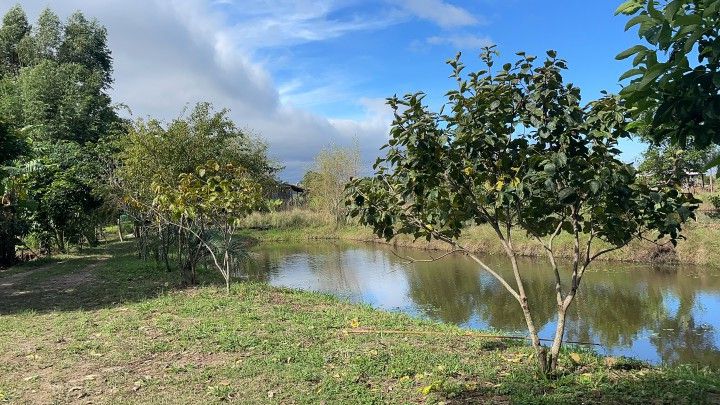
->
570, 353, 582, 364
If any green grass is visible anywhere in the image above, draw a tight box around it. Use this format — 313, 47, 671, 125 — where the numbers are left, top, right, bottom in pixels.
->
0, 240, 719, 404
240, 209, 720, 267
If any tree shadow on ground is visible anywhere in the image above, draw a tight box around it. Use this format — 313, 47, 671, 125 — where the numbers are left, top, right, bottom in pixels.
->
0, 240, 221, 314
441, 362, 720, 404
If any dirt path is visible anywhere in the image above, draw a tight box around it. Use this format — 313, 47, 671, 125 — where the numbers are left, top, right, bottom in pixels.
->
0, 257, 106, 298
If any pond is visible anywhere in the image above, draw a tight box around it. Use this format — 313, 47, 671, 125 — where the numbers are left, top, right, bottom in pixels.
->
243, 241, 720, 367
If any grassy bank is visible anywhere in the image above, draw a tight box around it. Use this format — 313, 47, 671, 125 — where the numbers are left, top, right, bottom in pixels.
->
1, 241, 719, 403
241, 210, 720, 267
2, 240, 718, 403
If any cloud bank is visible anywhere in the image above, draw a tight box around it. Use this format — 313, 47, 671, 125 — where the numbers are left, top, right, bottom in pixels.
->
7, 0, 483, 181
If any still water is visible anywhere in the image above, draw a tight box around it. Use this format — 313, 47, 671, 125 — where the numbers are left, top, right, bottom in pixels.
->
243, 241, 720, 367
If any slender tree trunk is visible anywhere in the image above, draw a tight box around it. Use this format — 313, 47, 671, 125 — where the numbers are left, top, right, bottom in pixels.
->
55, 230, 66, 253
519, 293, 548, 374
117, 217, 124, 241
548, 304, 569, 372
507, 250, 549, 374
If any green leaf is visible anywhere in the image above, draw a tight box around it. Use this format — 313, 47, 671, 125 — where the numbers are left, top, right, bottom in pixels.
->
619, 68, 644, 81
663, 0, 682, 19
558, 187, 577, 204
673, 14, 702, 26
615, 0, 643, 15
637, 62, 666, 89
616, 45, 648, 60
624, 14, 652, 31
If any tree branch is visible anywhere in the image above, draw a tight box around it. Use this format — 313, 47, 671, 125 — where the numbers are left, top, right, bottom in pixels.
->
390, 248, 465, 264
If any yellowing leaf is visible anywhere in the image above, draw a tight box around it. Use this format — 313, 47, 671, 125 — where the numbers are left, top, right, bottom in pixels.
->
570, 352, 582, 364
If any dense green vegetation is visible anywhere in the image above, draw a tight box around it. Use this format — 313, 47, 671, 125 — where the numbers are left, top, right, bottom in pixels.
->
0, 5, 120, 264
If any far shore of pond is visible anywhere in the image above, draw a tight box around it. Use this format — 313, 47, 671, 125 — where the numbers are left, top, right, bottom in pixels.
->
239, 221, 720, 268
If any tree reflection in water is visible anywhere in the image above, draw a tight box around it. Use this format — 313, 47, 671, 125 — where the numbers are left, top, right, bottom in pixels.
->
247, 242, 720, 367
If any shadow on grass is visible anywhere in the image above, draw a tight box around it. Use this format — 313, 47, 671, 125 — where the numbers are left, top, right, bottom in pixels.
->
441, 362, 720, 404
0, 240, 221, 315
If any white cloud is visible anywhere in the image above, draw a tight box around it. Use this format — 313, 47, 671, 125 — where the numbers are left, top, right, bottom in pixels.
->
398, 0, 481, 28
426, 34, 494, 50
8, 0, 396, 181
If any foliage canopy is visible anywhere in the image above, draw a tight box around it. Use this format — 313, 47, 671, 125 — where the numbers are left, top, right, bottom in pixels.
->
617, 0, 720, 149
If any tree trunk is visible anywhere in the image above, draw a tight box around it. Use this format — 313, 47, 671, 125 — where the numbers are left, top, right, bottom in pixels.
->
55, 230, 66, 253
519, 296, 549, 375
117, 218, 124, 241
548, 304, 569, 372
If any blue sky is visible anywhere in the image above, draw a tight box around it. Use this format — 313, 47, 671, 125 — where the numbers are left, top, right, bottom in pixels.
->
7, 0, 644, 181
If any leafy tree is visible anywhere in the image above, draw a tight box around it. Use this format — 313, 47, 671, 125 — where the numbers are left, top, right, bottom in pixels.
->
0, 5, 121, 258
18, 60, 115, 143
58, 12, 113, 87
304, 143, 360, 223
32, 8, 62, 64
616, 0, 720, 150
346, 49, 698, 374
0, 4, 31, 76
638, 143, 719, 184
21, 141, 104, 252
153, 162, 264, 292
114, 103, 277, 284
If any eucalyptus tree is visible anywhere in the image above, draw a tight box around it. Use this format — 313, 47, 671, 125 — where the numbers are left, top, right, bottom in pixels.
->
346, 48, 698, 375
0, 4, 31, 76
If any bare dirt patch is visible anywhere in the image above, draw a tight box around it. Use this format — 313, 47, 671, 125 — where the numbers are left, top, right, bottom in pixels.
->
0, 258, 106, 297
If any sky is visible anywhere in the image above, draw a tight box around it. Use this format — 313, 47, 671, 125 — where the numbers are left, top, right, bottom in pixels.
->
2, 0, 645, 182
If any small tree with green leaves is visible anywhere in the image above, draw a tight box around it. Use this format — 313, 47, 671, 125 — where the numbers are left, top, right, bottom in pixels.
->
347, 48, 698, 375
304, 143, 360, 224
153, 162, 264, 293
638, 143, 718, 185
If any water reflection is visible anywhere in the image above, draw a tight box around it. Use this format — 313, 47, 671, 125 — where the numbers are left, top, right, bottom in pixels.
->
243, 241, 720, 367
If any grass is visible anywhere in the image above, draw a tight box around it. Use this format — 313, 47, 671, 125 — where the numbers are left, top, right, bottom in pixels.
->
240, 209, 720, 267
1, 240, 719, 404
